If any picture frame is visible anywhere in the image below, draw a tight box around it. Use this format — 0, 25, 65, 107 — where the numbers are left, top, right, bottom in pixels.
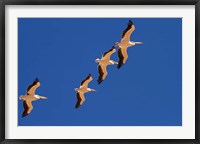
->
0, 0, 199, 143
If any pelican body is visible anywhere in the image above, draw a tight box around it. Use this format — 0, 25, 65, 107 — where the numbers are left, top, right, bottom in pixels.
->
115, 20, 142, 69
96, 47, 118, 84
19, 78, 47, 117
75, 74, 96, 109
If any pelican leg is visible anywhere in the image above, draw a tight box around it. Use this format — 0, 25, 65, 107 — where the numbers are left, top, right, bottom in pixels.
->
90, 89, 96, 92
39, 96, 48, 99
135, 42, 142, 44
113, 61, 118, 64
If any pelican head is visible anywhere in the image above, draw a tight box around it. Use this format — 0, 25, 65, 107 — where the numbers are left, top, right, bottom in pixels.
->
19, 95, 25, 100
95, 58, 101, 63
74, 88, 78, 92
115, 42, 120, 46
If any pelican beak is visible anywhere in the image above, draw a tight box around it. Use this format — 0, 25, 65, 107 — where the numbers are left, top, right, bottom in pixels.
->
114, 62, 118, 64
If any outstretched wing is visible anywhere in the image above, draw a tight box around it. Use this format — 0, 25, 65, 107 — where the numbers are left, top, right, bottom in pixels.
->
97, 64, 108, 84
118, 47, 128, 69
75, 92, 85, 109
22, 100, 33, 118
121, 20, 135, 43
26, 78, 40, 96
101, 47, 116, 61
80, 74, 93, 88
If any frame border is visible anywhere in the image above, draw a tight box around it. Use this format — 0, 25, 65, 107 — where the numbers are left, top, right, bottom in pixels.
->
1, 0, 199, 144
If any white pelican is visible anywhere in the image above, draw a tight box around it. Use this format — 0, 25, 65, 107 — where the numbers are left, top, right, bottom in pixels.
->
19, 78, 47, 117
75, 74, 96, 109
95, 46, 118, 84
115, 20, 142, 69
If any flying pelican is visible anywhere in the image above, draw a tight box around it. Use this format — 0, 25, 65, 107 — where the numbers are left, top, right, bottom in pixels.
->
115, 20, 142, 69
75, 74, 96, 109
19, 78, 47, 117
95, 46, 118, 84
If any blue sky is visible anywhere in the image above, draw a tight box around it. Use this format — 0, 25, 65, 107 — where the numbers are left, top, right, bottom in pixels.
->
18, 18, 182, 126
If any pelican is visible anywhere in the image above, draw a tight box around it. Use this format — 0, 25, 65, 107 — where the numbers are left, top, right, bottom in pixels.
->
19, 78, 47, 117
115, 20, 142, 69
95, 46, 118, 84
75, 74, 96, 109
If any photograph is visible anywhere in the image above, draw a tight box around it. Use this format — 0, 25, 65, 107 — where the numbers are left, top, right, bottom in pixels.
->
18, 18, 182, 126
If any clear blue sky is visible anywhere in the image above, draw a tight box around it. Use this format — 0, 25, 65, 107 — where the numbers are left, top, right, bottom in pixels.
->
18, 18, 182, 126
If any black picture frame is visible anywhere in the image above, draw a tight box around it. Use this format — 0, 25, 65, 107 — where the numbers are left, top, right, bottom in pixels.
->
0, 0, 199, 143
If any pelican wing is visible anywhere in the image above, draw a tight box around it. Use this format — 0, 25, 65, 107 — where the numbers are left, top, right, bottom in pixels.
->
118, 47, 128, 69
22, 100, 33, 117
97, 64, 108, 84
26, 78, 40, 96
80, 74, 92, 88
121, 20, 135, 43
102, 47, 116, 60
75, 92, 85, 109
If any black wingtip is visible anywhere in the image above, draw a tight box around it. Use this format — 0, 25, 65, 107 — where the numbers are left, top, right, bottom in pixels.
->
88, 73, 92, 77
97, 79, 103, 84
22, 113, 28, 118
129, 20, 133, 24
75, 105, 81, 109
117, 64, 123, 69
35, 77, 39, 82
